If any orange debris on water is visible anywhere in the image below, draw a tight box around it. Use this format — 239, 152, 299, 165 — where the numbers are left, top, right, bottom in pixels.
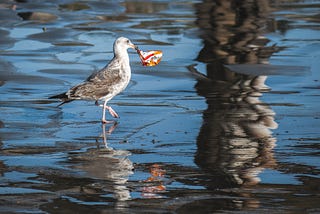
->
137, 49, 163, 66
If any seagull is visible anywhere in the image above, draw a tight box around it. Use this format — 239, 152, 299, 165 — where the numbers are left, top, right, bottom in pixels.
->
50, 37, 137, 123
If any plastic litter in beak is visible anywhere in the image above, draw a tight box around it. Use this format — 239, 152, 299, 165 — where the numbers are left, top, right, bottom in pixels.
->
137, 49, 163, 66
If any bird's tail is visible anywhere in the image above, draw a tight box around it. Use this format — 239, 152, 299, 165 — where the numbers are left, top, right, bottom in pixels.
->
49, 93, 72, 106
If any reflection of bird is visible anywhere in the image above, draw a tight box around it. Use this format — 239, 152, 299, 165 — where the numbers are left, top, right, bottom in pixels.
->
72, 123, 133, 202
50, 37, 137, 123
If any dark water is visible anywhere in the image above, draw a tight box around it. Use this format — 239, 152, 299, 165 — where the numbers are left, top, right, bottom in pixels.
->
0, 0, 319, 213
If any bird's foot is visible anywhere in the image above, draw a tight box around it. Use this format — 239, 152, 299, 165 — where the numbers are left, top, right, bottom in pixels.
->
102, 118, 114, 124
101, 118, 117, 125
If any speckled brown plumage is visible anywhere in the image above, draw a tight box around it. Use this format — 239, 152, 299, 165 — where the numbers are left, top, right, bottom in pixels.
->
50, 37, 137, 123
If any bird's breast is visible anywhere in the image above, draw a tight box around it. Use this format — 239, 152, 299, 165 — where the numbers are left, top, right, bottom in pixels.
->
112, 64, 131, 93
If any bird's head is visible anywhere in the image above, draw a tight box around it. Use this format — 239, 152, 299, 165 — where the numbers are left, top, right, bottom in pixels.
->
113, 37, 137, 56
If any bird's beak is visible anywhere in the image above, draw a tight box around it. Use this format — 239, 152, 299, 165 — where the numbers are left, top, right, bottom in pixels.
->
129, 42, 138, 50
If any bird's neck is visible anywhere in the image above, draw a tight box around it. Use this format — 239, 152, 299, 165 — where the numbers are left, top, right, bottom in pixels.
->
114, 49, 130, 76
114, 46, 129, 58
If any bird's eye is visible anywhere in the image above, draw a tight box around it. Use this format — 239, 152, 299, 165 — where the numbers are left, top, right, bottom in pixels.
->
126, 39, 129, 43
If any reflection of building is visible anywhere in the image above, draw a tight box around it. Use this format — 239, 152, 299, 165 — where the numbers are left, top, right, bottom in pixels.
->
193, 0, 279, 189
192, 65, 277, 188
195, 0, 277, 65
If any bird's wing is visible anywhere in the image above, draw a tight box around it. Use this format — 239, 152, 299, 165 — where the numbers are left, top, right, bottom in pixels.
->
87, 57, 121, 83
66, 57, 122, 100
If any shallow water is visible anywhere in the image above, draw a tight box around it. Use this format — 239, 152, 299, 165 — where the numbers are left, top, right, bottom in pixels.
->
0, 0, 319, 213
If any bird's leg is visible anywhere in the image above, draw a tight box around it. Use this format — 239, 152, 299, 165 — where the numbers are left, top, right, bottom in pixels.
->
101, 99, 119, 124
102, 105, 108, 124
108, 106, 120, 118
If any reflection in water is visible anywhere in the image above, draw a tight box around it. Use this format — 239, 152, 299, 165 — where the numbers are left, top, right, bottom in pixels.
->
191, 65, 277, 188
71, 123, 133, 203
99, 121, 119, 148
193, 0, 279, 189
0, 0, 318, 212
141, 163, 166, 199
0, 120, 6, 177
196, 0, 277, 65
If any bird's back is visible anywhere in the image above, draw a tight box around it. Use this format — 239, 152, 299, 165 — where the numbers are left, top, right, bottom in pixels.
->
65, 56, 130, 101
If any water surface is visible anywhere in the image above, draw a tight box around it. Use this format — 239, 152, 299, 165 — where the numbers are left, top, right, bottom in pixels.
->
0, 0, 319, 213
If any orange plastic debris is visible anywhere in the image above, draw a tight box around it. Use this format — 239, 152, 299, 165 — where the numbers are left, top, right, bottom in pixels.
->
137, 49, 163, 66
